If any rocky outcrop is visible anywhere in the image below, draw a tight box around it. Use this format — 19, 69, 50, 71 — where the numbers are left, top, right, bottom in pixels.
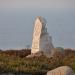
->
47, 66, 75, 75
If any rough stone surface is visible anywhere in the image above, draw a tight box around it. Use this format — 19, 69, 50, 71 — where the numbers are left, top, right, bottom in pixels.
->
50, 47, 64, 57
26, 51, 43, 58
31, 16, 54, 57
47, 66, 75, 75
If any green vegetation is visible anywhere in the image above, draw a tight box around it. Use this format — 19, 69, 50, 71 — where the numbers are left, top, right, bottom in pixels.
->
0, 48, 75, 75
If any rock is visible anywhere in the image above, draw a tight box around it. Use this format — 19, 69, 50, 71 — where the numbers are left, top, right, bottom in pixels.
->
50, 47, 64, 57
31, 16, 54, 57
47, 66, 75, 75
26, 51, 43, 58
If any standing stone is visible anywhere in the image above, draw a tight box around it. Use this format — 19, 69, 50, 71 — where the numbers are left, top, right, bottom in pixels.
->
31, 16, 54, 57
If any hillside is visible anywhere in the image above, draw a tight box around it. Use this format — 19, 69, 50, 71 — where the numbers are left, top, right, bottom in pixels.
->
0, 48, 75, 75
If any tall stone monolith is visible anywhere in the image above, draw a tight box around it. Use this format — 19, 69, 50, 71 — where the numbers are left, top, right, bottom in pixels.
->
31, 16, 54, 57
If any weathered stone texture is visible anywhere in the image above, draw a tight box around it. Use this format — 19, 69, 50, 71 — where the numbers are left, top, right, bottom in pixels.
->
31, 16, 54, 57
47, 66, 75, 75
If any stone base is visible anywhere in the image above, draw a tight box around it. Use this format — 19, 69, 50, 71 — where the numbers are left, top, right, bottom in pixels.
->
26, 51, 44, 58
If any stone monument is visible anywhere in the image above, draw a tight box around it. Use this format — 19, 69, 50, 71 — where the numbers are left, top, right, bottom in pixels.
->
31, 16, 54, 57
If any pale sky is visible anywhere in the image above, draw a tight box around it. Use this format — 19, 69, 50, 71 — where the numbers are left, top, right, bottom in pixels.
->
0, 0, 75, 9
0, 0, 75, 49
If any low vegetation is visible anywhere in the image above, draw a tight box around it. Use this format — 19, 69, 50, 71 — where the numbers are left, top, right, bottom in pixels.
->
0, 48, 75, 75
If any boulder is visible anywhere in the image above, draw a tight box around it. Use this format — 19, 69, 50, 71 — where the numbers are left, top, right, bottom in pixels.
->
47, 66, 75, 75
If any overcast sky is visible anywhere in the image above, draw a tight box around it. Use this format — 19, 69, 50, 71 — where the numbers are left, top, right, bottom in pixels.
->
0, 0, 75, 49
0, 0, 75, 10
